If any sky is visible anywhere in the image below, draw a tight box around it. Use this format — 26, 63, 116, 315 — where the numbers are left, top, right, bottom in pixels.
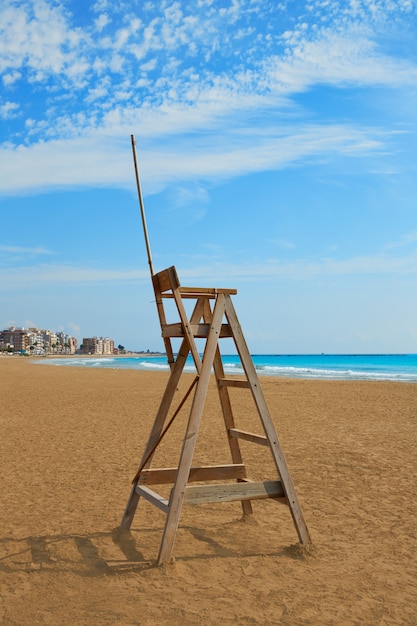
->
1, 0, 417, 354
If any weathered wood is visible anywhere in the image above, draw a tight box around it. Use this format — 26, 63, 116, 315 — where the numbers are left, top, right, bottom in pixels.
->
154, 266, 180, 293
138, 464, 247, 485
207, 300, 253, 518
157, 294, 227, 565
183, 480, 285, 505
152, 270, 175, 366
180, 286, 237, 296
135, 486, 169, 514
217, 378, 250, 389
121, 263, 311, 563
224, 294, 311, 546
120, 299, 205, 529
229, 428, 269, 446
171, 286, 202, 374
161, 323, 232, 339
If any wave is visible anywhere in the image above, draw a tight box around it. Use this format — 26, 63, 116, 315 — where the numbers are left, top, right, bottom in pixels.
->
139, 361, 196, 373
33, 355, 417, 382
139, 361, 170, 370
223, 362, 417, 382
258, 365, 417, 382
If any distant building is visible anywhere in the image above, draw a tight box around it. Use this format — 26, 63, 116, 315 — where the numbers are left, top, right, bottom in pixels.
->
0, 326, 78, 355
0, 327, 29, 353
27, 328, 45, 355
56, 331, 77, 354
81, 337, 114, 355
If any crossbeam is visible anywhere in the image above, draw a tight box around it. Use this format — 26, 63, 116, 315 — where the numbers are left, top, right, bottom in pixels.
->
183, 480, 286, 505
138, 464, 247, 485
161, 322, 232, 338
135, 485, 169, 514
229, 428, 269, 446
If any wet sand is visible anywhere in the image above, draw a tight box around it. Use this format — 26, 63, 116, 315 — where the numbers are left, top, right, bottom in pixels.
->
1, 357, 416, 625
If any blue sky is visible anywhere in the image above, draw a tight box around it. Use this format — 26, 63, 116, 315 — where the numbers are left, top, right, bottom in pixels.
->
1, 0, 417, 353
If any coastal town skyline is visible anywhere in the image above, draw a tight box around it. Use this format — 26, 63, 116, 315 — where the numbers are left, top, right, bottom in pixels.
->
0, 324, 120, 355
1, 1, 417, 354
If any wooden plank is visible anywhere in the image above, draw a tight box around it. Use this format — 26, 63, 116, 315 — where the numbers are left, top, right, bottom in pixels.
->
120, 299, 205, 529
183, 480, 285, 505
180, 287, 237, 296
229, 428, 269, 446
206, 299, 253, 517
157, 293, 227, 565
224, 294, 311, 546
161, 293, 215, 300
161, 323, 232, 339
138, 464, 247, 485
151, 270, 175, 366
154, 266, 180, 293
162, 288, 237, 299
171, 285, 202, 374
217, 378, 250, 389
120, 345, 186, 529
135, 485, 169, 514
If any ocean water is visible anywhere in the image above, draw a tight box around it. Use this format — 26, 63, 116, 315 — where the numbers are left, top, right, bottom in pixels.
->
35, 353, 417, 382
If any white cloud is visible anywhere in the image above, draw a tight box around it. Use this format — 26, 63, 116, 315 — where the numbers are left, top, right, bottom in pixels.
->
94, 13, 110, 31
170, 185, 209, 208
0, 0, 90, 80
67, 321, 81, 335
0, 101, 19, 119
384, 230, 417, 249
0, 0, 416, 197
2, 70, 22, 86
2, 249, 417, 291
0, 244, 54, 255
0, 122, 389, 196
0, 263, 149, 290
268, 27, 417, 93
269, 239, 296, 250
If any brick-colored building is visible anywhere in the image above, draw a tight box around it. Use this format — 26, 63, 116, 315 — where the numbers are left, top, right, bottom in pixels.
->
81, 337, 114, 355
0, 327, 29, 353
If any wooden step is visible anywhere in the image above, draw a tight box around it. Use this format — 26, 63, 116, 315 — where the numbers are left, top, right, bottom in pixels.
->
134, 485, 169, 513
161, 322, 232, 338
138, 464, 247, 485
229, 428, 269, 446
183, 480, 285, 505
218, 378, 250, 389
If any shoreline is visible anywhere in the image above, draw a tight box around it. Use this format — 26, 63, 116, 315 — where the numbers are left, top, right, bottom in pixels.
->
0, 351, 164, 359
22, 351, 417, 384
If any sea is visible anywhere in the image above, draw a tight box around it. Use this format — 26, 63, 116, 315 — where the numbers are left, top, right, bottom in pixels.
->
35, 353, 417, 383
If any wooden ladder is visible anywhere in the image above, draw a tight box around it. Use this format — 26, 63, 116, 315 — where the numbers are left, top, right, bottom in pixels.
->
120, 266, 311, 564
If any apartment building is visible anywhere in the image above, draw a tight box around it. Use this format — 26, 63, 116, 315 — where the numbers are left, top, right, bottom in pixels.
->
0, 326, 78, 355
81, 337, 114, 355
27, 328, 45, 355
56, 331, 78, 354
0, 327, 30, 353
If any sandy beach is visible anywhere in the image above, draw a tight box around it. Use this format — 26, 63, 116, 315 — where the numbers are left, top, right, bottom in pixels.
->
1, 357, 416, 625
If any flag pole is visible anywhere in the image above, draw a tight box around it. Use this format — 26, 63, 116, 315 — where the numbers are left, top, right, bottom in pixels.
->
131, 134, 154, 278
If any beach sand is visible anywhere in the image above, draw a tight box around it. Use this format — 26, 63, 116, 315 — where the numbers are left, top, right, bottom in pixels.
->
1, 357, 416, 625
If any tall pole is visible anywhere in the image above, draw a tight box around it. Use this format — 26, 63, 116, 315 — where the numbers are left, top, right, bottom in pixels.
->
131, 134, 154, 277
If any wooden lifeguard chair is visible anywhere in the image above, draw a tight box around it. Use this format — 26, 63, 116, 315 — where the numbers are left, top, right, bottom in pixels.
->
120, 136, 311, 565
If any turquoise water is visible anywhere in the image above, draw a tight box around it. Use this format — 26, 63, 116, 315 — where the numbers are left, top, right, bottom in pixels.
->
36, 353, 417, 382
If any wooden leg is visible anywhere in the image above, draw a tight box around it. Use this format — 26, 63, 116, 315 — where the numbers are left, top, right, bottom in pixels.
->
120, 338, 189, 529
120, 299, 206, 530
224, 295, 311, 545
157, 295, 226, 564
204, 300, 253, 517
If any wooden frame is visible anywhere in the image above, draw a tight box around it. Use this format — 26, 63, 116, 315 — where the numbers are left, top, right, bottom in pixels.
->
120, 266, 311, 564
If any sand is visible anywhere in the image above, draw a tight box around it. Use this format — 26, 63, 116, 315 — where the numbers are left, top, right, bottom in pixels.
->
1, 357, 416, 625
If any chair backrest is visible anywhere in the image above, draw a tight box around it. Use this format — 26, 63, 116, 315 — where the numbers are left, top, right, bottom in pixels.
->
152, 266, 202, 373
